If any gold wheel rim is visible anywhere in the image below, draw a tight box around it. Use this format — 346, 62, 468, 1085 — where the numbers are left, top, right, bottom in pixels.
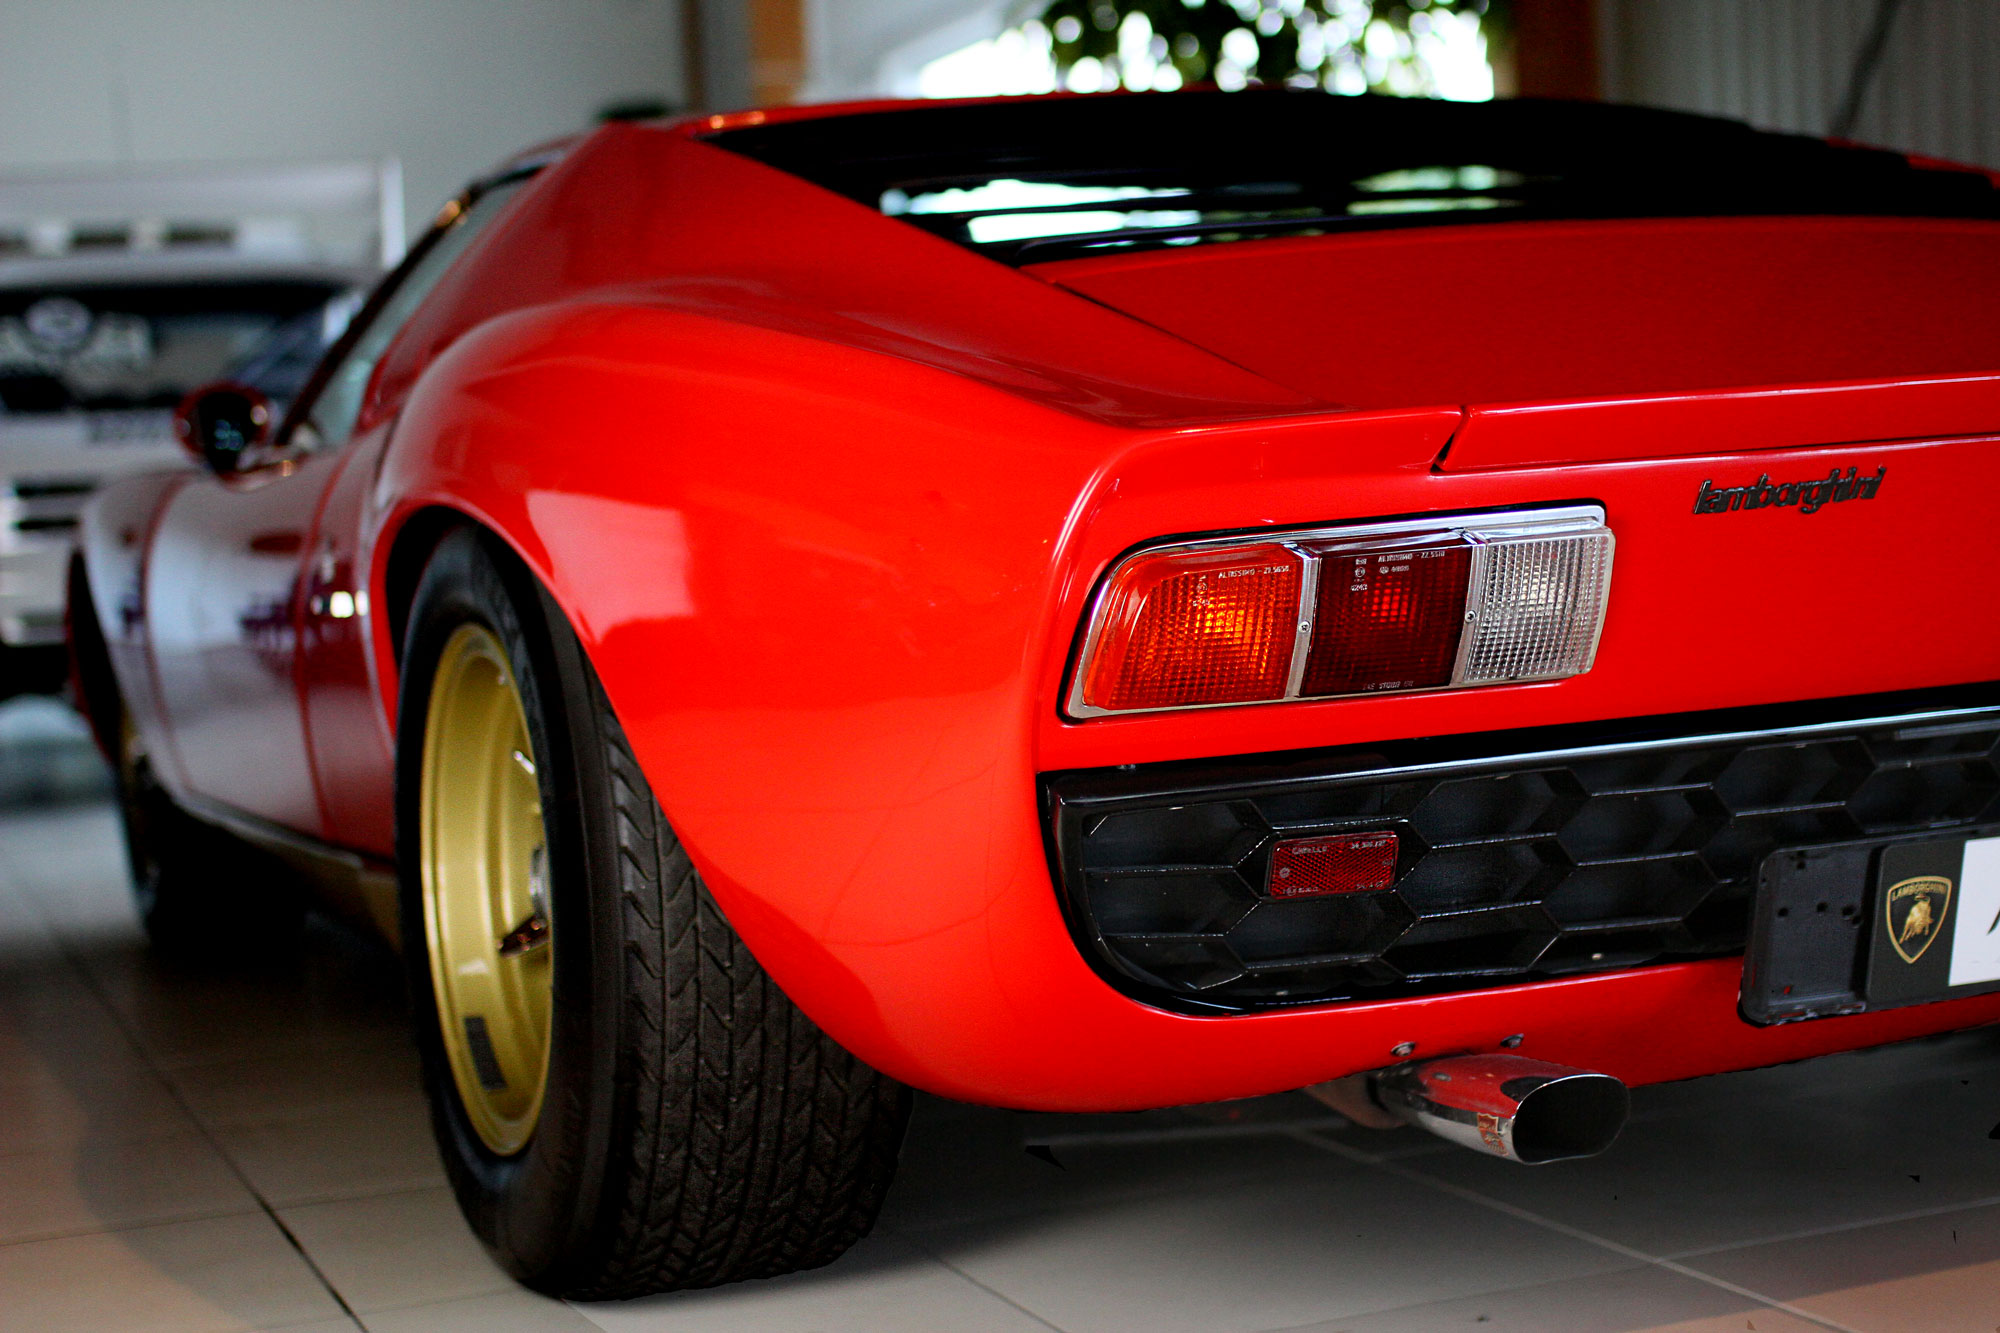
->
420, 623, 552, 1157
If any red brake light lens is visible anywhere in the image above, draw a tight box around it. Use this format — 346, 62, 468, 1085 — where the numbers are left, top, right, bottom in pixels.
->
1303, 540, 1471, 696
1078, 544, 1303, 712
1267, 831, 1400, 898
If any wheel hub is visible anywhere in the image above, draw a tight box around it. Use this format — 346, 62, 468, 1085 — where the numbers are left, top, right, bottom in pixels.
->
420, 623, 553, 1156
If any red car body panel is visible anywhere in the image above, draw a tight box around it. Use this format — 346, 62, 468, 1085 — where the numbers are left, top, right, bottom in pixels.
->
1032, 217, 2000, 410
1444, 372, 2000, 471
369, 126, 1315, 433
300, 420, 401, 861
83, 103, 2000, 1110
144, 454, 336, 834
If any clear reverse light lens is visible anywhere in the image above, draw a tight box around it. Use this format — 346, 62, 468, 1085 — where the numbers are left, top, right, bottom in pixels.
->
1459, 530, 1614, 686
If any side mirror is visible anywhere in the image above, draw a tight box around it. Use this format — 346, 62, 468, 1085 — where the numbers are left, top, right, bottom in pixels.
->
172, 382, 272, 475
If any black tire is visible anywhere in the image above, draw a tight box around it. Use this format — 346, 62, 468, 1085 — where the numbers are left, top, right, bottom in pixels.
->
396, 527, 910, 1299
115, 725, 260, 952
68, 559, 300, 956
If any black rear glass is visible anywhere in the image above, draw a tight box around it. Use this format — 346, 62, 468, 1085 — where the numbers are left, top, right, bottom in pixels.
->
707, 91, 2000, 266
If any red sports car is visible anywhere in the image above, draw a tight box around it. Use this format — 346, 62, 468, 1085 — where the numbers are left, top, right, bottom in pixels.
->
66, 91, 2000, 1296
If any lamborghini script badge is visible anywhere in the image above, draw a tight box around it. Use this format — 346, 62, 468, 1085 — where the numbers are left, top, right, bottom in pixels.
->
1693, 466, 1885, 515
1885, 874, 1952, 964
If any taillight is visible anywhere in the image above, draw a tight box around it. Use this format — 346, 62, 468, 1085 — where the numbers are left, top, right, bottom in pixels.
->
1078, 544, 1303, 712
1304, 537, 1473, 697
1068, 506, 1612, 717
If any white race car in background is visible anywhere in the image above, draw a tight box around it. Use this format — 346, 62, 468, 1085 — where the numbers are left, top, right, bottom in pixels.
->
0, 162, 397, 696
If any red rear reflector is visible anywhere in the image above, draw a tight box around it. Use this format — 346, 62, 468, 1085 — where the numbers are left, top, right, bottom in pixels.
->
1078, 544, 1302, 712
1302, 540, 1472, 696
1267, 831, 1400, 898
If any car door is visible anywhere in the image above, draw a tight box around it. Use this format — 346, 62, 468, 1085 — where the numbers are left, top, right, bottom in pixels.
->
145, 425, 343, 830
146, 179, 527, 837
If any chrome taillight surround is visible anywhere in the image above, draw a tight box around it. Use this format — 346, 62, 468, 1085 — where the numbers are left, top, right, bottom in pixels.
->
1066, 504, 1615, 718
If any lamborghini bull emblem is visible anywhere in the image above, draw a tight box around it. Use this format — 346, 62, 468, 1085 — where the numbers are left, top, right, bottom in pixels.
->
1885, 875, 1953, 964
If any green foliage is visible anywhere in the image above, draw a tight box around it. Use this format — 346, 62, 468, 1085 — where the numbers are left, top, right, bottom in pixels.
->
1035, 0, 1501, 96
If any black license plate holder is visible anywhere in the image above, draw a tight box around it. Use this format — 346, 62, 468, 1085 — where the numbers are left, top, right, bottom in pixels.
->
1741, 829, 2000, 1026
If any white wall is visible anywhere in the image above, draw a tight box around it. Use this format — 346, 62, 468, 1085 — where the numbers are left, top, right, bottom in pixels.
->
1600, 0, 2000, 170
803, 0, 1007, 101
0, 0, 686, 243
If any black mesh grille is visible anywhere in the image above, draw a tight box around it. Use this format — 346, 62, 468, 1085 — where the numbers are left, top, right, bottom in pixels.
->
1043, 687, 2000, 1012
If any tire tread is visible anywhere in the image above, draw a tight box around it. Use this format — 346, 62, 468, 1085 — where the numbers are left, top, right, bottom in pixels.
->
567, 674, 908, 1298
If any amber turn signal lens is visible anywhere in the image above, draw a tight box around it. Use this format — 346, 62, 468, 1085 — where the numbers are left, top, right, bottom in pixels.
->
1267, 831, 1400, 898
1078, 544, 1303, 712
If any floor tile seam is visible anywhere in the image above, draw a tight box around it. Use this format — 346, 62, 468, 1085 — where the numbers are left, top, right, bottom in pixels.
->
161, 1062, 426, 1090
1238, 1267, 1856, 1333
140, 1031, 417, 1067
1209, 1191, 1681, 1333
258, 1178, 457, 1216
0, 1040, 181, 1072
0, 1128, 197, 1160
1643, 1260, 1862, 1333
1287, 1128, 1660, 1263
183, 1096, 430, 1128
330, 1284, 581, 1328
243, 1313, 370, 1333
167, 1097, 434, 1136
0, 877, 155, 1072
1233, 1270, 1677, 1333
142, 1032, 420, 1062
0, 1197, 273, 1250
147, 1046, 416, 1076
1661, 1189, 2000, 1261
221, 1304, 370, 1328
204, 1154, 371, 1328
333, 1276, 526, 1320
1358, 1141, 1455, 1162
895, 1226, 1092, 1332
1283, 1129, 1863, 1333
50, 929, 372, 1329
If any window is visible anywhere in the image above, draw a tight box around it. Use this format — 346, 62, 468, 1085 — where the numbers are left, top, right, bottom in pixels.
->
709, 93, 2000, 266
296, 177, 527, 450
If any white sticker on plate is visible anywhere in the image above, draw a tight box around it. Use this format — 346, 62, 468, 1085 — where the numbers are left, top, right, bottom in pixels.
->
1947, 837, 2000, 987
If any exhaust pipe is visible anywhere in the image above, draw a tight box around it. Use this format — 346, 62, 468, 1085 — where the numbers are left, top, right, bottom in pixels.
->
1368, 1054, 1629, 1164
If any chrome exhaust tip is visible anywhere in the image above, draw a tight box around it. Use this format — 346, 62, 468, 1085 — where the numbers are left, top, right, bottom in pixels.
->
1368, 1054, 1629, 1164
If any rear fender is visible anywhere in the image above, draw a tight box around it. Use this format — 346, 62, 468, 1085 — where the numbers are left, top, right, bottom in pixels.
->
370, 299, 1132, 1076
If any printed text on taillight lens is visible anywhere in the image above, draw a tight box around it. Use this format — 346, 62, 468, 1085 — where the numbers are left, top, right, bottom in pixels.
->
1304, 542, 1471, 696
1079, 545, 1302, 712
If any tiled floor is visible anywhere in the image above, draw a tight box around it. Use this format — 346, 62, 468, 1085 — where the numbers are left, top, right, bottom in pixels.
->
8, 696, 2000, 1331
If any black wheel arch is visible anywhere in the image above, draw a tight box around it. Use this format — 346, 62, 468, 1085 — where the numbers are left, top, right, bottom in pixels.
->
380, 504, 486, 667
